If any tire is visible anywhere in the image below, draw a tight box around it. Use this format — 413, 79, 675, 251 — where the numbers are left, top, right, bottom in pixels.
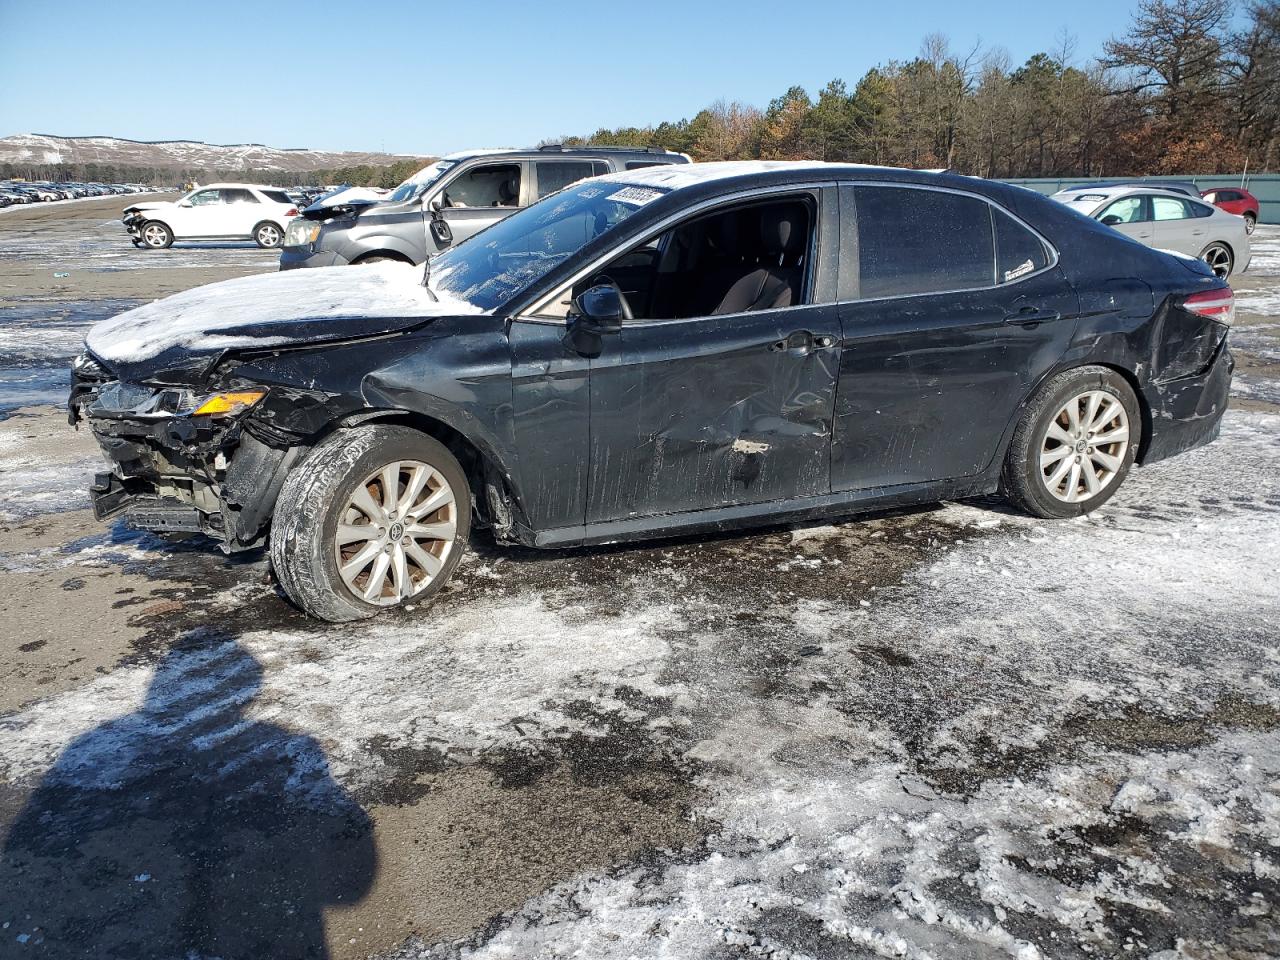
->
140, 220, 173, 249
270, 425, 471, 622
1001, 365, 1142, 520
355, 255, 397, 265
254, 221, 284, 249
1199, 241, 1234, 279
1244, 213, 1256, 235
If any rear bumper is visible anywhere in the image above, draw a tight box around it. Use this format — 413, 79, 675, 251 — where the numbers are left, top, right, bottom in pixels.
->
1139, 340, 1233, 465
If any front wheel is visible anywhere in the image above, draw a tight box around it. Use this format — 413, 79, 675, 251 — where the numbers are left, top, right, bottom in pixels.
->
140, 221, 173, 249
1001, 366, 1142, 519
254, 221, 283, 249
270, 425, 470, 622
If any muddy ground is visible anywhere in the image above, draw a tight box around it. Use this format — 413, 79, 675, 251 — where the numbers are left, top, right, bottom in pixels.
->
0, 200, 1278, 960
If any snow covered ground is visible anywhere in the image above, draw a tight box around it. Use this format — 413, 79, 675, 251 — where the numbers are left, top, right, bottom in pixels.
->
0, 224, 1277, 959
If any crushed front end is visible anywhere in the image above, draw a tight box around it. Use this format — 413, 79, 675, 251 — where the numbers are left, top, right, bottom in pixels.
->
69, 353, 317, 552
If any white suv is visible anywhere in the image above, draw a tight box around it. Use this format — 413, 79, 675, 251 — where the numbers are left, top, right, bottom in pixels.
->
122, 183, 299, 249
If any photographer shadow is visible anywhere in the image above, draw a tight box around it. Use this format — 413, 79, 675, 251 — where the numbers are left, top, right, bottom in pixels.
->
1, 639, 374, 959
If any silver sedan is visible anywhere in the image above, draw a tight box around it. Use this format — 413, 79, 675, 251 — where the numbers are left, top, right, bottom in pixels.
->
1052, 186, 1251, 278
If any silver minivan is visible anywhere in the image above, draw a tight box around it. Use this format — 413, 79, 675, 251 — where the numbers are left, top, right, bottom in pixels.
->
279, 145, 689, 270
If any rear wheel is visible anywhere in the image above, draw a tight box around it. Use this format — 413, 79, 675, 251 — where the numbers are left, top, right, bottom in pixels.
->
270, 425, 470, 622
1002, 366, 1142, 519
1199, 241, 1234, 279
254, 221, 283, 248
1243, 212, 1256, 235
140, 221, 173, 249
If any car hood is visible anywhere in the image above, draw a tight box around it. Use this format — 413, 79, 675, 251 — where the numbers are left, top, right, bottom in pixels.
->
123, 200, 172, 214
84, 262, 484, 383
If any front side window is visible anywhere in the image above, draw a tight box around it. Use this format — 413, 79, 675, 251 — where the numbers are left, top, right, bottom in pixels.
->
565, 195, 814, 321
536, 161, 597, 199
220, 188, 259, 204
440, 163, 521, 208
854, 186, 994, 299
431, 180, 665, 311
1098, 196, 1147, 224
187, 189, 222, 206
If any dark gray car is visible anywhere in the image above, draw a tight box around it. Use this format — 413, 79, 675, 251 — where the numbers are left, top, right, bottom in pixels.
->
278, 145, 689, 270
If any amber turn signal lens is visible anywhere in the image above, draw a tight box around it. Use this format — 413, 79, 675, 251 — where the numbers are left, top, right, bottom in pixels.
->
192, 391, 266, 416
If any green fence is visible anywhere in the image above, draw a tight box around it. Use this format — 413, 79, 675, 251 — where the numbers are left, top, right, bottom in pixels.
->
1001, 174, 1280, 225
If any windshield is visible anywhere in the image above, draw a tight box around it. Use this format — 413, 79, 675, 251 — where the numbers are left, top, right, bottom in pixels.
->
386, 160, 458, 203
431, 180, 668, 311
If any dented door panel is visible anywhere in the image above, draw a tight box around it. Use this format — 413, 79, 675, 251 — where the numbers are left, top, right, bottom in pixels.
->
585, 304, 842, 523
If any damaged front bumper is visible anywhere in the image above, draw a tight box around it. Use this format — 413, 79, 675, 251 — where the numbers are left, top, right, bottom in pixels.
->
71, 371, 310, 551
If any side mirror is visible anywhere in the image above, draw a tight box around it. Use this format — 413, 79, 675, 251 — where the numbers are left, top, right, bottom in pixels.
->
565, 284, 625, 356
1100, 214, 1123, 226
571, 284, 625, 332
427, 198, 452, 246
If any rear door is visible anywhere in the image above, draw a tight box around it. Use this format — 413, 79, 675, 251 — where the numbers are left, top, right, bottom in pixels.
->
832, 183, 1080, 491
219, 188, 262, 237
1152, 195, 1211, 256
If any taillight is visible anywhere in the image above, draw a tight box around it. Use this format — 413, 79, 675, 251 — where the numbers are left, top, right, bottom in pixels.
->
1183, 287, 1234, 327
285, 208, 298, 217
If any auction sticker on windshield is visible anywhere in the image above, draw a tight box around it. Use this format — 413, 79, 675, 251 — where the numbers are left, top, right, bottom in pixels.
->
608, 187, 665, 206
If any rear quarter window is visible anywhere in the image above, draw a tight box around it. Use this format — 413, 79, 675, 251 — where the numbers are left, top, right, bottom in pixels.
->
261, 190, 294, 205
993, 209, 1050, 283
853, 185, 995, 298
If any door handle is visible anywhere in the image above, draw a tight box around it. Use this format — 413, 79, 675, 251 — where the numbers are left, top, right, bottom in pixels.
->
1003, 306, 1061, 325
769, 331, 837, 354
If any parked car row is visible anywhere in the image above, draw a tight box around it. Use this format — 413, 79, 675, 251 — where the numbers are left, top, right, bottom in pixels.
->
76, 159, 1235, 621
0, 179, 153, 207
1051, 184, 1253, 278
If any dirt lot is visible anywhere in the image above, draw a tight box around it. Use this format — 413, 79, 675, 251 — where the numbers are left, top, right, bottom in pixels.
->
0, 200, 1278, 960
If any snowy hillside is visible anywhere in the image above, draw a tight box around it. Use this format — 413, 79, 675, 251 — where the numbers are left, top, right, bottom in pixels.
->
0, 133, 426, 172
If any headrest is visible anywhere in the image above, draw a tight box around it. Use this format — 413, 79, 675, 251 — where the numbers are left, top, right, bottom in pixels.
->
759, 205, 804, 254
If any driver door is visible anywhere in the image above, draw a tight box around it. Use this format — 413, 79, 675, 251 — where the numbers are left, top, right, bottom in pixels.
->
1097, 195, 1153, 246
177, 188, 230, 238
580, 188, 842, 524
428, 161, 527, 253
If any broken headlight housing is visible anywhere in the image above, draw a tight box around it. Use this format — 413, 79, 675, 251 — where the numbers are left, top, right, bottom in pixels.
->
284, 219, 321, 248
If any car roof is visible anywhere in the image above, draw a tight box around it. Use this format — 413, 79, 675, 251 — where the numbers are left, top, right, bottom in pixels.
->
194, 182, 289, 192
442, 145, 688, 163
1052, 185, 1206, 202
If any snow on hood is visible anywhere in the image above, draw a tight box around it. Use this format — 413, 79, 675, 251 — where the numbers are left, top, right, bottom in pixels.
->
309, 186, 388, 209
84, 262, 482, 364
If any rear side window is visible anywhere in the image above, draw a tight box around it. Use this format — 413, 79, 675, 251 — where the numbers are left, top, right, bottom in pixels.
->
1153, 196, 1192, 221
853, 186, 994, 298
219, 188, 259, 204
626, 160, 666, 170
993, 209, 1049, 284
261, 190, 293, 205
535, 161, 596, 199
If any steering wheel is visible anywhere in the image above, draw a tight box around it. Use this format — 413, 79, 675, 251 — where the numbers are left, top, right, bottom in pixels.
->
587, 274, 634, 320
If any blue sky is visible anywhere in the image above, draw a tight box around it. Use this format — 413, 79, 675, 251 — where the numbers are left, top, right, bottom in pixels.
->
3, 0, 1147, 156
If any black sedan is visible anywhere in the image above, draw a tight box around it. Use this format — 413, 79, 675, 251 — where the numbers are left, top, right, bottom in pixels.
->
71, 162, 1234, 621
